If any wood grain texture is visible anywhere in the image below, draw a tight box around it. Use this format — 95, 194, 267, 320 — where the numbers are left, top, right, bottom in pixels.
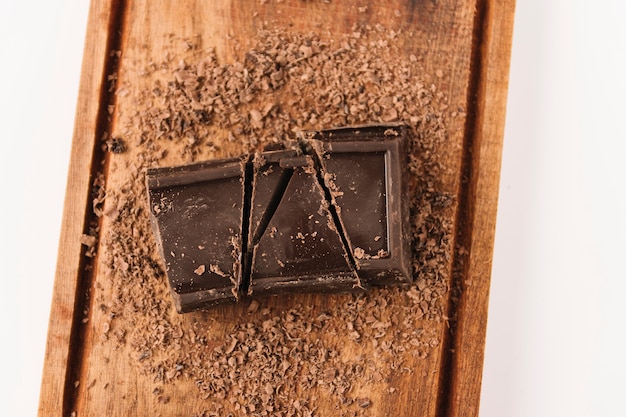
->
445, 1, 516, 416
38, 1, 123, 415
39, 0, 515, 416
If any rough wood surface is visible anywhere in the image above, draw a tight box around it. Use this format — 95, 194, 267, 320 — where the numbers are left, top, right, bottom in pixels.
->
38, 1, 121, 415
39, 1, 514, 416
443, 1, 516, 416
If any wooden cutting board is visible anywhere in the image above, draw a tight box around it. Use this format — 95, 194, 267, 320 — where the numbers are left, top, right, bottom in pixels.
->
39, 1, 514, 416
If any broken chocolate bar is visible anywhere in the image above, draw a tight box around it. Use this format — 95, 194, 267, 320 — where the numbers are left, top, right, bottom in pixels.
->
305, 124, 412, 286
146, 157, 247, 312
247, 151, 360, 295
146, 124, 412, 313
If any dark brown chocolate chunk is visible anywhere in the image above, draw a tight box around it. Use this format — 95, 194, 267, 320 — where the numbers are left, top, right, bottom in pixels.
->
247, 149, 300, 252
145, 124, 412, 313
146, 158, 247, 313
248, 154, 360, 295
306, 124, 412, 285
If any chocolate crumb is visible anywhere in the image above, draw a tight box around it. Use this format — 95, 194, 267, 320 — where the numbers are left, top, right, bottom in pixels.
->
80, 234, 97, 248
107, 137, 127, 154
356, 397, 371, 408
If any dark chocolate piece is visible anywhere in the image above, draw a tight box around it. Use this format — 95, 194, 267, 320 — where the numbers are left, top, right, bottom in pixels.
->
306, 124, 412, 285
145, 124, 412, 313
146, 158, 247, 313
247, 150, 299, 252
248, 154, 360, 295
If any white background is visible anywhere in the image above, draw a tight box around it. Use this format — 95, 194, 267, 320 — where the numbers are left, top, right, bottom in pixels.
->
1, 1, 625, 416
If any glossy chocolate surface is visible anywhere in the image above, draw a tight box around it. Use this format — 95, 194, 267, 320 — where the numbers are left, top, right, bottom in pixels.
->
146, 124, 412, 312
146, 158, 246, 312
308, 124, 412, 285
249, 154, 359, 295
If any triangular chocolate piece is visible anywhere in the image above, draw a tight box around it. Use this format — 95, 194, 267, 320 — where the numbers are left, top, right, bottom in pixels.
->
249, 156, 359, 295
247, 150, 299, 250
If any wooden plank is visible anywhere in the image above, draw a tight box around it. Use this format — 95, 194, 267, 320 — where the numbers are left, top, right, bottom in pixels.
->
39, 0, 515, 415
38, 1, 123, 416
444, 1, 516, 416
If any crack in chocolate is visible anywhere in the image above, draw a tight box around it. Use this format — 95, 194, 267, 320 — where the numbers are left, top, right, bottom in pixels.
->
249, 165, 294, 248
146, 124, 412, 312
240, 155, 254, 296
303, 140, 362, 287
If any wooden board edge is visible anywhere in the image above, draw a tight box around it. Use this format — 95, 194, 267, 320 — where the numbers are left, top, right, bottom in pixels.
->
38, 0, 118, 415
446, 1, 516, 416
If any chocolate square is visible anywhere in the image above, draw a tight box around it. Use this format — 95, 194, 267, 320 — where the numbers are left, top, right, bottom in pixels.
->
306, 124, 412, 286
146, 158, 247, 312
